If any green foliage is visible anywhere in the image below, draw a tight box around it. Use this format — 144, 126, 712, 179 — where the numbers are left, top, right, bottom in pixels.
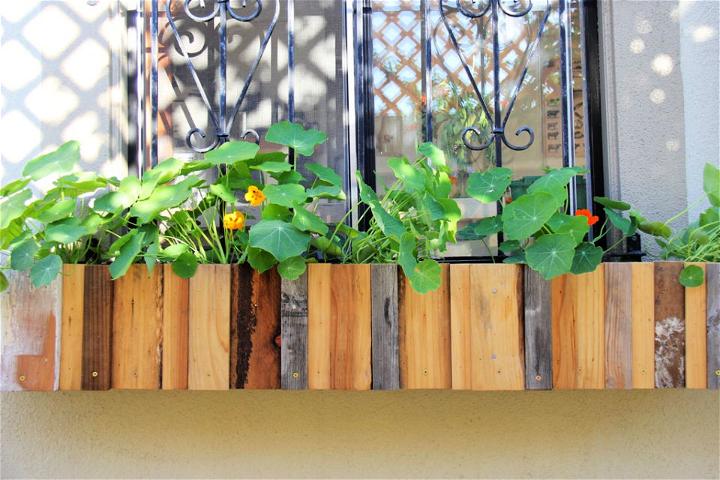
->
265, 121, 327, 156
679, 265, 704, 288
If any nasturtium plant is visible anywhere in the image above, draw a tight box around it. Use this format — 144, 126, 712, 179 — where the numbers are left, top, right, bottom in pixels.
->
465, 166, 638, 280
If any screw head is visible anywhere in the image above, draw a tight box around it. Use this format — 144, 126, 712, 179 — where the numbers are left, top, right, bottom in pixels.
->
535, 375, 542, 381
715, 369, 720, 377
18, 375, 26, 382
91, 371, 99, 378
292, 372, 299, 379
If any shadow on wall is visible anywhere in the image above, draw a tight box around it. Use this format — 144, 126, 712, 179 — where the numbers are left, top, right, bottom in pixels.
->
0, 1, 126, 184
1, 390, 718, 479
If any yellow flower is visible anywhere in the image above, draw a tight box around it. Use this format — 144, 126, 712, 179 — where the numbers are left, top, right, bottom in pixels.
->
245, 185, 266, 207
223, 211, 245, 231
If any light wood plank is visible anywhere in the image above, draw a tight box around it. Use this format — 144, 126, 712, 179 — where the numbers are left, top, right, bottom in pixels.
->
231, 265, 281, 389
552, 267, 605, 389
112, 265, 163, 389
162, 265, 189, 390
523, 267, 552, 390
82, 265, 114, 390
685, 262, 707, 389
0, 272, 61, 391
280, 272, 308, 389
308, 264, 371, 390
631, 263, 655, 389
654, 262, 685, 388
705, 263, 719, 390
399, 264, 451, 389
60, 264, 84, 390
371, 264, 399, 390
450, 265, 524, 391
188, 265, 230, 390
605, 263, 632, 389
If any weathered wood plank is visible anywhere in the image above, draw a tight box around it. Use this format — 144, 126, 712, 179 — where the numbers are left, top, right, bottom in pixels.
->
112, 265, 163, 390
308, 264, 371, 390
371, 264, 399, 390
399, 264, 451, 389
162, 265, 189, 390
280, 272, 308, 390
706, 263, 720, 390
654, 262, 685, 388
523, 267, 552, 390
685, 263, 707, 389
605, 263, 632, 389
631, 263, 655, 388
82, 265, 114, 390
60, 264, 84, 390
450, 264, 524, 390
0, 271, 61, 391
230, 265, 281, 389
552, 267, 605, 389
188, 265, 230, 390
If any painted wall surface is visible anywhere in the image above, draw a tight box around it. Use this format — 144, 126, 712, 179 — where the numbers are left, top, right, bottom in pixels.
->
1, 391, 718, 479
1, 0, 720, 479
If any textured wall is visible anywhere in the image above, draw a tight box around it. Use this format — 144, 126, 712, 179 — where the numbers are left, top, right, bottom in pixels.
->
1, 390, 718, 479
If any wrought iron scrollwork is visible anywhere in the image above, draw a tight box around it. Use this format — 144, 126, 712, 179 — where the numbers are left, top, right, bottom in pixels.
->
165, 0, 279, 152
440, 0, 550, 157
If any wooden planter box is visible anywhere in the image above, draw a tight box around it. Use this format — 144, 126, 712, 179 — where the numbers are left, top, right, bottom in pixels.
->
1, 263, 718, 391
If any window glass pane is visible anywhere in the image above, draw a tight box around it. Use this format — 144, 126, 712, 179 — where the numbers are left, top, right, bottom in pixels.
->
371, 0, 590, 257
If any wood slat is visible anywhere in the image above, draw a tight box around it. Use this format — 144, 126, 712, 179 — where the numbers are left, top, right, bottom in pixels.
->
371, 264, 400, 390
450, 265, 524, 390
654, 262, 685, 388
82, 266, 114, 390
162, 265, 189, 390
523, 267, 552, 390
0, 272, 61, 391
399, 264, 451, 389
605, 263, 632, 389
112, 265, 163, 389
706, 263, 720, 390
60, 264, 84, 390
631, 263, 655, 388
230, 265, 281, 389
552, 267, 605, 389
308, 264, 371, 390
188, 265, 230, 390
685, 263, 707, 389
280, 272, 308, 389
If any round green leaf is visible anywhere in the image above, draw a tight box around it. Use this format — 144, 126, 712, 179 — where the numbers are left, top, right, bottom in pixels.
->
262, 184, 307, 208
278, 256, 307, 280
247, 247, 277, 273
525, 233, 576, 280
205, 141, 260, 166
305, 163, 342, 187
604, 208, 635, 236
265, 121, 328, 156
209, 183, 237, 203
547, 213, 589, 245
292, 208, 329, 235
162, 243, 188, 260
248, 220, 311, 262
109, 231, 145, 279
527, 167, 583, 208
0, 271, 8, 293
22, 141, 80, 181
388, 157, 425, 192
570, 242, 604, 275
467, 167, 512, 203
679, 265, 704, 288
251, 161, 292, 173
130, 177, 196, 224
0, 177, 31, 197
699, 207, 719, 227
171, 252, 198, 279
30, 254, 62, 288
273, 170, 305, 184
594, 196, 630, 211
0, 189, 32, 230
406, 259, 442, 294
501, 191, 558, 241
44, 221, 90, 244
139, 158, 186, 198
262, 204, 292, 221
306, 185, 345, 200
417, 143, 446, 168
10, 238, 39, 271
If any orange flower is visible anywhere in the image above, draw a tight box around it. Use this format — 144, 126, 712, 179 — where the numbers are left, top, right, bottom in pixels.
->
244, 185, 266, 207
223, 211, 246, 231
575, 209, 599, 226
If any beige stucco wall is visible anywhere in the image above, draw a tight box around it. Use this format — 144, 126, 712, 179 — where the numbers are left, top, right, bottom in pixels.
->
1, 0, 720, 478
1, 390, 718, 479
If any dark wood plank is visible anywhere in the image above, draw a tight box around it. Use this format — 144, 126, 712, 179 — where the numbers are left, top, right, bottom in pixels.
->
0, 271, 62, 391
281, 272, 308, 389
707, 263, 720, 390
605, 263, 633, 389
524, 267, 552, 390
371, 264, 399, 390
654, 262, 685, 388
82, 265, 114, 391
231, 265, 281, 389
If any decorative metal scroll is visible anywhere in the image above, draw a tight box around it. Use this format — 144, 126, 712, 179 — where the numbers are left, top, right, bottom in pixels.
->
439, 0, 551, 165
161, 0, 280, 154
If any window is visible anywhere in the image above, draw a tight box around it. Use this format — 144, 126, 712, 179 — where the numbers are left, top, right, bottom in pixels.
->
130, 0, 602, 257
